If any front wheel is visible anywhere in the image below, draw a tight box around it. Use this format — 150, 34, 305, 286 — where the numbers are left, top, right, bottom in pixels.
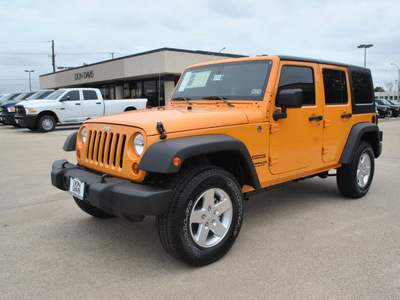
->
38, 115, 56, 132
157, 166, 244, 266
337, 141, 375, 198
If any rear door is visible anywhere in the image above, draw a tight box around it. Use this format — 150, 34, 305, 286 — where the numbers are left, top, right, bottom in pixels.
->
81, 90, 103, 119
319, 65, 353, 163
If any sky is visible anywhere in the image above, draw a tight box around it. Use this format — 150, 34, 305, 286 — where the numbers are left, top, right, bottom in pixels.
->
0, 0, 399, 94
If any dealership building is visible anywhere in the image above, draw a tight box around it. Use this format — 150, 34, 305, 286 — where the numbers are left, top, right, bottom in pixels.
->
39, 48, 246, 107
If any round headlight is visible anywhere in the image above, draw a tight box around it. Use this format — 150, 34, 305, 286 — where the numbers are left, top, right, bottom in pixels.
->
134, 133, 145, 156
81, 127, 87, 143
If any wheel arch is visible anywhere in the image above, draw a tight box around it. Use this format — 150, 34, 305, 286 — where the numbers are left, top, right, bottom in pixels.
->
139, 134, 261, 190
37, 110, 59, 124
340, 123, 382, 164
124, 107, 137, 112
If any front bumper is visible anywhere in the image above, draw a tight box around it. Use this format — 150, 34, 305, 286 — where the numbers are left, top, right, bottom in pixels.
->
14, 114, 37, 127
0, 112, 16, 125
51, 159, 173, 216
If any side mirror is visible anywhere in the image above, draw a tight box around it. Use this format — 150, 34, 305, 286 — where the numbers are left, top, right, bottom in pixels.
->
273, 89, 303, 121
60, 96, 70, 102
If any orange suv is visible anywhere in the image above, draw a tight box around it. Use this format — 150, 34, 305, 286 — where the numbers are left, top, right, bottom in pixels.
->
52, 56, 382, 266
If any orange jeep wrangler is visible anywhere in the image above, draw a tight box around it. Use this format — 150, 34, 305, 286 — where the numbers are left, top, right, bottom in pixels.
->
52, 56, 382, 266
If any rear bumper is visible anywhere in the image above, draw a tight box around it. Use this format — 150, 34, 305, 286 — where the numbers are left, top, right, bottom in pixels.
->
51, 159, 173, 216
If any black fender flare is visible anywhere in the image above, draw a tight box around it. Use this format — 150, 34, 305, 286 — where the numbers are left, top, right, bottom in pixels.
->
139, 134, 261, 189
339, 123, 382, 164
63, 131, 78, 151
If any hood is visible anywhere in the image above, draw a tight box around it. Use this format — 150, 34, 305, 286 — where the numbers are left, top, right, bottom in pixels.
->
1, 100, 18, 107
16, 99, 54, 108
85, 105, 264, 136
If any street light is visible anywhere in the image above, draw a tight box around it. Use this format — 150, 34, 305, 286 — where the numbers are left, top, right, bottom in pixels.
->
24, 70, 35, 91
391, 63, 400, 102
357, 44, 373, 67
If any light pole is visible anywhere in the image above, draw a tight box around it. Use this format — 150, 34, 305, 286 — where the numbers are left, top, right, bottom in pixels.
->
24, 70, 35, 91
357, 44, 373, 67
391, 63, 400, 102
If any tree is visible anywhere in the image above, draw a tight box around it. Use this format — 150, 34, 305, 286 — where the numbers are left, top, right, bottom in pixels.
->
374, 86, 385, 92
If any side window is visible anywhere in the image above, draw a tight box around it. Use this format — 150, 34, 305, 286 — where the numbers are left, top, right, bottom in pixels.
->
64, 91, 80, 100
278, 66, 315, 105
83, 90, 98, 100
351, 72, 373, 104
322, 69, 348, 105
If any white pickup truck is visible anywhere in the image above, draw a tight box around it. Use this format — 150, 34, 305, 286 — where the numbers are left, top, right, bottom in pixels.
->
14, 88, 147, 132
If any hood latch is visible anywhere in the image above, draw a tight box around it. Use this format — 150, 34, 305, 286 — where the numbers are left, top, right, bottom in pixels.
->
157, 122, 167, 140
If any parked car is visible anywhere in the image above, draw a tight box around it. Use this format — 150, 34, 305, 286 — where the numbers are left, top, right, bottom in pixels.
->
0, 90, 54, 126
375, 99, 390, 118
0, 93, 22, 123
387, 100, 400, 117
52, 55, 382, 266
15, 88, 147, 132
0, 93, 21, 105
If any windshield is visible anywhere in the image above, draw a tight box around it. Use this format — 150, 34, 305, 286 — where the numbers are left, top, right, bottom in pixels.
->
45, 90, 65, 100
389, 100, 399, 105
26, 90, 54, 100
14, 92, 35, 101
172, 60, 272, 101
1, 93, 21, 102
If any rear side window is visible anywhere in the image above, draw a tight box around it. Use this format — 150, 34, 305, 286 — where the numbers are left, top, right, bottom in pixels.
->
351, 72, 373, 104
322, 69, 348, 105
278, 66, 315, 105
83, 90, 98, 100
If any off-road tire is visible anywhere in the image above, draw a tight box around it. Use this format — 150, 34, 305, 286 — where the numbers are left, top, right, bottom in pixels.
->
156, 166, 244, 266
337, 141, 375, 198
73, 197, 115, 218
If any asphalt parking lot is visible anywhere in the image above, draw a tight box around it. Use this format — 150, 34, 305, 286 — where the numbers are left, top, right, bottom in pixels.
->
1, 120, 399, 299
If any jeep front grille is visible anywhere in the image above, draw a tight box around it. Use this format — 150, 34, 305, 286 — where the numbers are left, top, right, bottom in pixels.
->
0, 106, 6, 114
86, 130, 127, 168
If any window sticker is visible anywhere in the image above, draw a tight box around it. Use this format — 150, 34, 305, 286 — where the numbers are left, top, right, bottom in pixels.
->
178, 71, 192, 92
212, 74, 224, 81
251, 89, 262, 95
186, 71, 211, 88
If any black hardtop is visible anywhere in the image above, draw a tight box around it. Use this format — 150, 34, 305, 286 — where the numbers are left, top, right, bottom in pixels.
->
278, 55, 370, 73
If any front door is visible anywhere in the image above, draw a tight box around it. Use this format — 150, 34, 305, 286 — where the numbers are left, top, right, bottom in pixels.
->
59, 90, 83, 123
269, 63, 323, 175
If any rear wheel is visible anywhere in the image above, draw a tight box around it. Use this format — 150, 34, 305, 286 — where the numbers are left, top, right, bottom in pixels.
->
73, 197, 115, 218
337, 141, 375, 198
157, 166, 244, 266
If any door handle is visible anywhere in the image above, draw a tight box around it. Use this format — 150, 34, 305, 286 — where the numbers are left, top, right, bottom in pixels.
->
96, 102, 101, 104
341, 113, 352, 118
309, 115, 323, 121
75, 103, 81, 106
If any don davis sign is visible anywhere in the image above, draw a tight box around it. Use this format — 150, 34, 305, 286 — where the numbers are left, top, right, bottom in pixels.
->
75, 70, 94, 81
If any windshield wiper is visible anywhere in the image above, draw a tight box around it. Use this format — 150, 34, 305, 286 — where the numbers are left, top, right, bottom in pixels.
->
203, 96, 234, 107
172, 97, 192, 105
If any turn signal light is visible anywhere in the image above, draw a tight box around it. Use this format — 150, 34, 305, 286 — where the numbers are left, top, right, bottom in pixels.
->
132, 163, 139, 175
173, 157, 182, 166
77, 150, 81, 159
